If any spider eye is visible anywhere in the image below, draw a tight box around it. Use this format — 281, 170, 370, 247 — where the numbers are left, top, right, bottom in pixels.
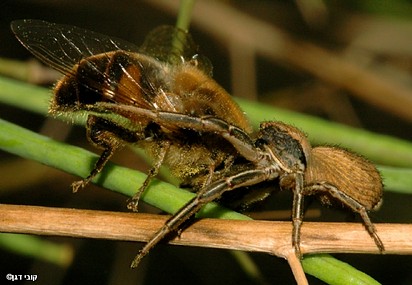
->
257, 123, 307, 169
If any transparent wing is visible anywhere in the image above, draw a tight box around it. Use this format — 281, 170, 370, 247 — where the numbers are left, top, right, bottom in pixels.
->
10, 20, 213, 110
139, 25, 212, 76
11, 19, 140, 75
11, 20, 212, 75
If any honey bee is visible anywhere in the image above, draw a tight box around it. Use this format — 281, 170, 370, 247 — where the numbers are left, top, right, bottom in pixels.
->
11, 19, 252, 210
12, 19, 384, 269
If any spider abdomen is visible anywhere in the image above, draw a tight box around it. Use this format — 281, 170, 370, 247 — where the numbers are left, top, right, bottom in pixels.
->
305, 146, 383, 210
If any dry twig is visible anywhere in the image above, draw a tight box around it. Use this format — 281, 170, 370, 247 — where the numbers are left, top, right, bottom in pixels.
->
1, 203, 412, 281
3, 203, 412, 255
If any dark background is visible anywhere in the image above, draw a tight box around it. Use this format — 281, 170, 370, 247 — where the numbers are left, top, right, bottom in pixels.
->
1, 1, 412, 284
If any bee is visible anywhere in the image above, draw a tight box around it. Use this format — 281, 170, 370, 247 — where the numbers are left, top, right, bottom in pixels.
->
11, 19, 252, 211
12, 19, 384, 268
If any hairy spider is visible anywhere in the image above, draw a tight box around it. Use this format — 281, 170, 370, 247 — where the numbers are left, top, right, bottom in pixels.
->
99, 105, 384, 267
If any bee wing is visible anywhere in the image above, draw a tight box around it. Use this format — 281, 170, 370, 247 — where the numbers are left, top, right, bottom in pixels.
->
11, 20, 212, 110
139, 25, 213, 76
11, 19, 161, 109
11, 19, 140, 75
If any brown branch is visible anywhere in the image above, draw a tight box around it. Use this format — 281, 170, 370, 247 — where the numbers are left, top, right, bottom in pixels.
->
1, 204, 411, 257
2, 204, 411, 285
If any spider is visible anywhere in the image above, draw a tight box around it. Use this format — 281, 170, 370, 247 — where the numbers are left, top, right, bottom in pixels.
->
98, 105, 384, 267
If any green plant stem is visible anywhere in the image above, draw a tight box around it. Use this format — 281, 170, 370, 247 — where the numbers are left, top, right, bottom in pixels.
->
175, 0, 196, 32
0, 233, 73, 267
0, 58, 30, 81
378, 165, 412, 194
302, 254, 380, 285
0, 76, 49, 115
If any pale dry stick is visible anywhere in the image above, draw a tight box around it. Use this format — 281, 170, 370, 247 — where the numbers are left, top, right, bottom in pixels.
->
1, 204, 412, 256
149, 0, 412, 122
287, 250, 309, 285
3, 204, 412, 285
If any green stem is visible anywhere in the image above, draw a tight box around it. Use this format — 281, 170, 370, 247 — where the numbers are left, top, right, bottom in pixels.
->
175, 0, 196, 32
0, 233, 73, 267
302, 254, 381, 285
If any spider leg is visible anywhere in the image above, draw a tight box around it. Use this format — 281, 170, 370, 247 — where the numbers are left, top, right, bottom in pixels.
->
289, 172, 305, 258
71, 115, 143, 192
130, 168, 274, 268
90, 103, 263, 163
303, 182, 385, 252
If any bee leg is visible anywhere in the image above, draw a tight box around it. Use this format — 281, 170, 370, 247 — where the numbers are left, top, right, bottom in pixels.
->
196, 163, 215, 191
303, 183, 385, 252
71, 115, 141, 193
128, 141, 171, 212
197, 155, 235, 192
